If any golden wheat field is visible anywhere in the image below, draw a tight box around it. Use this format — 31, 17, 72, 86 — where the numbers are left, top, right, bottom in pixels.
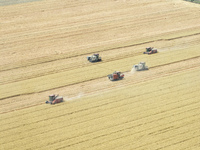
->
0, 0, 200, 149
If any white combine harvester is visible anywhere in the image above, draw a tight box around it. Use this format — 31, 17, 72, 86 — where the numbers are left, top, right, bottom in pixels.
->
87, 53, 101, 62
133, 62, 148, 71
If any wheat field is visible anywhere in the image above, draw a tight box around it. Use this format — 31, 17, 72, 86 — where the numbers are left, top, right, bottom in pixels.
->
0, 0, 200, 149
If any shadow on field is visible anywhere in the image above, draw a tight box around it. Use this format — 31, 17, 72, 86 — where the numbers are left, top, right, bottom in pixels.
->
184, 0, 200, 4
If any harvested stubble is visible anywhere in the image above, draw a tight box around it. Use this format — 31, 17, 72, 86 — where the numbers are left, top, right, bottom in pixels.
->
0, 46, 200, 100
0, 68, 200, 150
0, 0, 200, 150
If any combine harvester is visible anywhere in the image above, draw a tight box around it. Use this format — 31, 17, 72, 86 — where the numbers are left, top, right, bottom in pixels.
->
144, 47, 157, 55
133, 62, 148, 71
45, 94, 63, 104
107, 71, 124, 81
87, 53, 101, 62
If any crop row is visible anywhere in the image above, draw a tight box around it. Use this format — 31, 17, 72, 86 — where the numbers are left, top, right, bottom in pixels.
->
1, 2, 199, 71
1, 81, 199, 141
1, 85, 199, 146
0, 52, 198, 118
1, 33, 200, 86
1, 67, 199, 126
0, 52, 199, 113
0, 46, 200, 100
1, 25, 199, 73
1, 88, 199, 150
0, 67, 200, 149
1, 1, 200, 149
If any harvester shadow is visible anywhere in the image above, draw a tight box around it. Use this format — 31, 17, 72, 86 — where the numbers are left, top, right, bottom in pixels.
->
135, 69, 149, 72
89, 60, 102, 63
109, 78, 125, 82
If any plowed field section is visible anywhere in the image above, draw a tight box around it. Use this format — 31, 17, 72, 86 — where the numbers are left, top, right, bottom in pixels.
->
0, 0, 200, 150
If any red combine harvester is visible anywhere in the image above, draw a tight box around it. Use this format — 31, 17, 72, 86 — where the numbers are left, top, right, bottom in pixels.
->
143, 47, 157, 55
45, 94, 63, 105
107, 71, 124, 81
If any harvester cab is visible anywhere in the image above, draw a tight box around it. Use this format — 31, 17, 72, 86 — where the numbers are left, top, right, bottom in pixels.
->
46, 94, 63, 104
87, 53, 101, 62
143, 47, 157, 54
133, 62, 148, 71
107, 71, 124, 81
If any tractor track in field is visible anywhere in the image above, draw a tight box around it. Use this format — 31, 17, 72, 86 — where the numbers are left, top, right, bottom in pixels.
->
1, 1, 200, 149
2, 102, 199, 148
1, 36, 200, 88
0, 54, 199, 101
1, 38, 200, 87
0, 56, 200, 114
12, 109, 200, 148
1, 85, 199, 137
0, 81, 199, 135
3, 83, 200, 131
0, 51, 143, 85
111, 124, 200, 150
1, 91, 198, 142
0, 3, 199, 69
19, 119, 200, 149
55, 116, 200, 150
1, 79, 199, 129
1, 2, 179, 35
1, 31, 200, 72
0, 6, 191, 43
1, 81, 199, 140
1, 93, 199, 147
1, 70, 200, 131
1, 64, 199, 119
